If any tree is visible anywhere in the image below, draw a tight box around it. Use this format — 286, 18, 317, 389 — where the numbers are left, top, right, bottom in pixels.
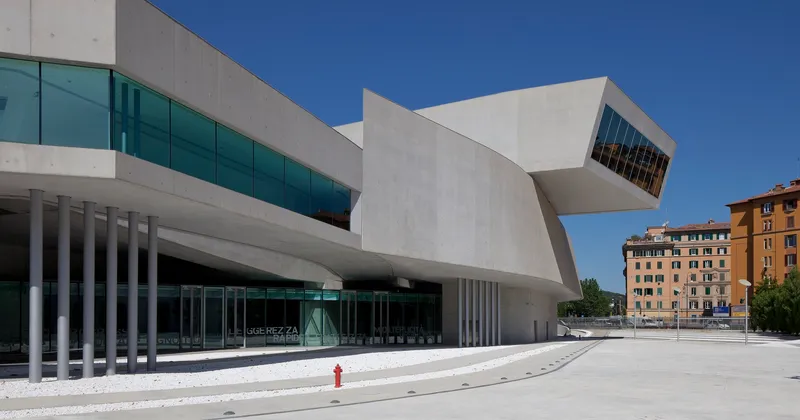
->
629, 234, 642, 241
750, 267, 800, 335
557, 278, 612, 317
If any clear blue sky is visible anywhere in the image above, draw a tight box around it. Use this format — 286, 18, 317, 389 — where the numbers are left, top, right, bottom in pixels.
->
152, 0, 799, 293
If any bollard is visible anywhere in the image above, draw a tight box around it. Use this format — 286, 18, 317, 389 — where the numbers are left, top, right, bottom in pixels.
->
333, 364, 343, 388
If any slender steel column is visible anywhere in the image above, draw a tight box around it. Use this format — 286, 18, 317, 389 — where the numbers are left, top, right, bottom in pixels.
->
57, 196, 71, 381
127, 211, 139, 374
82, 202, 96, 378
457, 279, 463, 348
479, 281, 484, 346
488, 282, 493, 346
28, 190, 43, 383
471, 280, 477, 347
147, 216, 158, 371
106, 207, 118, 375
497, 285, 502, 345
484, 282, 489, 345
464, 279, 470, 346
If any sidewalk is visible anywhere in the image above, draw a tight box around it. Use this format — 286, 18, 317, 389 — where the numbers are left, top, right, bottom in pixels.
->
0, 338, 604, 418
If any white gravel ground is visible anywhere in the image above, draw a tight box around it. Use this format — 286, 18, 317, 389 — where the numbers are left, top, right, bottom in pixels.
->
1, 346, 511, 398
0, 344, 568, 419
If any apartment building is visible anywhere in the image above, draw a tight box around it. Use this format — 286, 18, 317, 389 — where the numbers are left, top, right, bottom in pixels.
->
728, 179, 800, 306
623, 220, 731, 319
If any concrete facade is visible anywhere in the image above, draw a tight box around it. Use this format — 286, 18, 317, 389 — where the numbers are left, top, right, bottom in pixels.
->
0, 0, 676, 381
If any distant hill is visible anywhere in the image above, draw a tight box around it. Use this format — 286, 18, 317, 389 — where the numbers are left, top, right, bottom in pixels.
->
602, 290, 625, 302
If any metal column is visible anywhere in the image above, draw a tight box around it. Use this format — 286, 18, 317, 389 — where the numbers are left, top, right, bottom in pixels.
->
479, 281, 484, 346
457, 279, 463, 348
488, 282, 494, 346
472, 280, 477, 347
57, 196, 71, 381
147, 216, 158, 371
464, 280, 470, 346
106, 207, 118, 375
127, 212, 139, 374
28, 190, 43, 383
497, 285, 502, 345
484, 282, 489, 345
82, 202, 96, 378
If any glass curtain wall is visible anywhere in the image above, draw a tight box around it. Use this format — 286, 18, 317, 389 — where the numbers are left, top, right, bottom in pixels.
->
0, 56, 352, 231
0, 280, 442, 357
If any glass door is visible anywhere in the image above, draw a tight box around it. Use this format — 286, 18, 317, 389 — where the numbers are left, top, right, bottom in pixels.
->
225, 287, 246, 348
204, 287, 225, 349
373, 292, 389, 345
180, 286, 202, 350
341, 291, 357, 345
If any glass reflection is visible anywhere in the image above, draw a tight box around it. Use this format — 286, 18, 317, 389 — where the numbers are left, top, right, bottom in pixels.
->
591, 105, 669, 197
0, 57, 39, 144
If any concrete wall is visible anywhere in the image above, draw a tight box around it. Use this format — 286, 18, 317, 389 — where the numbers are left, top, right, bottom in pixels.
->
361, 89, 565, 283
499, 285, 557, 344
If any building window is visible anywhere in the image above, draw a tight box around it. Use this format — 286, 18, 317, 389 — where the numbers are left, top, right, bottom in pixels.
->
672, 261, 681, 269
654, 249, 665, 257
689, 301, 698, 309
646, 262, 651, 269
718, 232, 728, 240
635, 275, 641, 283
704, 287, 711, 296
703, 300, 712, 309
672, 301, 679, 309
673, 249, 681, 256
690, 287, 697, 296
671, 235, 681, 241
644, 275, 654, 282
656, 274, 664, 282
634, 288, 643, 296
788, 216, 796, 229
689, 261, 698, 268
719, 259, 725, 268
112, 73, 170, 167
657, 301, 663, 309
690, 273, 697, 282
786, 234, 797, 248
673, 273, 679, 282
786, 254, 797, 267
635, 301, 641, 309
645, 288, 653, 296
689, 248, 698, 256
703, 260, 713, 268
762, 202, 773, 214
646, 301, 652, 309
764, 255, 773, 267
719, 272, 726, 281
591, 105, 669, 198
703, 248, 712, 255
703, 273, 714, 282
719, 299, 727, 307
635, 262, 640, 269
765, 238, 773, 250
785, 199, 797, 212
703, 233, 713, 240
0, 58, 40, 144
657, 261, 662, 269
657, 287, 663, 296
717, 247, 727, 255
719, 286, 726, 295
763, 219, 773, 232
689, 234, 698, 241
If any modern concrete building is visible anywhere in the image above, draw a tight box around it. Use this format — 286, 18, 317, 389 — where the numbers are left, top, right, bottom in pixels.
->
728, 179, 800, 306
0, 0, 675, 383
622, 221, 731, 319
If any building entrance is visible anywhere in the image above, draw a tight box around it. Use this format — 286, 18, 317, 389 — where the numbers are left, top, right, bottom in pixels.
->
225, 287, 246, 348
374, 292, 390, 344
180, 286, 202, 350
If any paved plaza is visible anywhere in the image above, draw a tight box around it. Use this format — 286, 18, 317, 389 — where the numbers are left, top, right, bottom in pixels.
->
2, 336, 798, 419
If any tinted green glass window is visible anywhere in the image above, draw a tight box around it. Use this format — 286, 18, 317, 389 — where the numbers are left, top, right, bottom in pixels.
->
333, 182, 351, 230
254, 143, 285, 207
170, 102, 216, 183
112, 73, 169, 167
41, 63, 109, 149
216, 125, 254, 196
0, 58, 39, 144
591, 106, 613, 160
310, 171, 334, 224
285, 159, 310, 215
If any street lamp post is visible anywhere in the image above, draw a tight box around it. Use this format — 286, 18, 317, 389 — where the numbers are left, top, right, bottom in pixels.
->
739, 279, 752, 345
673, 287, 682, 342
632, 291, 640, 339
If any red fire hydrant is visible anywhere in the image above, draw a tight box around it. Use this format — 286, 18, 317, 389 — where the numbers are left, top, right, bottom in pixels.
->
333, 364, 343, 388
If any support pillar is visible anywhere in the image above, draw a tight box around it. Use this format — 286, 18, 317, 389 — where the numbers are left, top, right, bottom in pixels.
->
465, 279, 470, 347
28, 190, 43, 383
106, 207, 118, 375
82, 202, 96, 378
472, 280, 477, 347
479, 281, 484, 346
127, 212, 139, 374
488, 282, 494, 346
147, 216, 158, 371
457, 279, 463, 348
498, 285, 502, 345
57, 196, 71, 381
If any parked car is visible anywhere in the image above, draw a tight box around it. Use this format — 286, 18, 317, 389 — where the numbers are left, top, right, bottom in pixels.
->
703, 319, 731, 329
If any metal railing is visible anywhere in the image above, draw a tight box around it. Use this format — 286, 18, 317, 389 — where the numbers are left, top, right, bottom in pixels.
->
559, 316, 749, 332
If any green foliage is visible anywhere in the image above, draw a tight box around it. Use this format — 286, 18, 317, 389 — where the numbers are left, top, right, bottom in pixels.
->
630, 234, 642, 241
557, 278, 613, 317
750, 267, 800, 334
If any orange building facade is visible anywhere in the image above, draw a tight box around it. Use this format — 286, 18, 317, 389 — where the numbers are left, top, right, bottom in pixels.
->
728, 179, 800, 307
622, 221, 731, 319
